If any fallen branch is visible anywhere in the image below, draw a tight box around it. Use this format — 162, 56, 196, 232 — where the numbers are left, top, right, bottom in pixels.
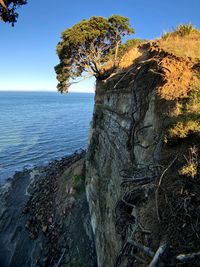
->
176, 252, 200, 263
148, 242, 167, 267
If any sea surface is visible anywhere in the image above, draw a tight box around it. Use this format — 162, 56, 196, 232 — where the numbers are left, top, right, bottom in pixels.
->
0, 91, 94, 185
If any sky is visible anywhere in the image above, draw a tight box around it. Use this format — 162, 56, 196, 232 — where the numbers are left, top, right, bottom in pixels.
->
0, 0, 199, 93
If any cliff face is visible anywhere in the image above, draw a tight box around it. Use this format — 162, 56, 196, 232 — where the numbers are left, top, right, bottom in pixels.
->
86, 43, 200, 266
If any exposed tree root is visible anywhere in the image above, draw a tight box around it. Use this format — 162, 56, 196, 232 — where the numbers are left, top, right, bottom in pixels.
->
148, 242, 167, 267
176, 252, 200, 263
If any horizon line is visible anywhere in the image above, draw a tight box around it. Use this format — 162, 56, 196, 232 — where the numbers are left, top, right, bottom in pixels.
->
0, 90, 95, 94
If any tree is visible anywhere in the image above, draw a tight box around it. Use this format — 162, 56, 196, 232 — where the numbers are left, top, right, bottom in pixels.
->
0, 0, 27, 26
55, 15, 134, 93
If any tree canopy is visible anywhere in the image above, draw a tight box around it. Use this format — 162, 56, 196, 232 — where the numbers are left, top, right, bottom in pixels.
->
55, 15, 134, 93
0, 0, 27, 25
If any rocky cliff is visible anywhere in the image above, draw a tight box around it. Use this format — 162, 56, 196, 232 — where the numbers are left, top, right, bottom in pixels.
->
86, 43, 200, 266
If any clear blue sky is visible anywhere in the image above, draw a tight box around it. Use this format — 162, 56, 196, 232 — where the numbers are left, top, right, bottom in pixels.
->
0, 0, 199, 92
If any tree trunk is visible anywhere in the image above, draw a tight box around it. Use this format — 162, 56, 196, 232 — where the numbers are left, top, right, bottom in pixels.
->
114, 40, 120, 67
0, 0, 7, 9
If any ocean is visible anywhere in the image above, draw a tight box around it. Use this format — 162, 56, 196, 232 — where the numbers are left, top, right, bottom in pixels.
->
0, 91, 94, 185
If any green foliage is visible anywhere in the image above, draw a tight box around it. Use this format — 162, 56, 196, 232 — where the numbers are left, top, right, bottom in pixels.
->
166, 82, 200, 140
168, 119, 200, 139
162, 23, 200, 39
55, 15, 134, 93
124, 38, 144, 47
72, 174, 85, 194
175, 23, 200, 36
0, 0, 27, 26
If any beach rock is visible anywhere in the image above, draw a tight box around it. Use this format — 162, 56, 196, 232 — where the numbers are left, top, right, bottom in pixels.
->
0, 152, 97, 267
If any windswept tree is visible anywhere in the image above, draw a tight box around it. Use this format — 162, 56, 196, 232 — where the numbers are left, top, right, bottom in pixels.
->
0, 0, 27, 26
55, 15, 134, 93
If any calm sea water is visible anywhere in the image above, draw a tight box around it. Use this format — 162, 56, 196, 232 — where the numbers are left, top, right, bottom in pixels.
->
0, 91, 94, 185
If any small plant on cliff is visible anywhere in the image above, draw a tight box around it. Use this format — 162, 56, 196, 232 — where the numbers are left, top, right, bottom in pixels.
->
179, 146, 198, 178
55, 15, 134, 92
0, 0, 27, 25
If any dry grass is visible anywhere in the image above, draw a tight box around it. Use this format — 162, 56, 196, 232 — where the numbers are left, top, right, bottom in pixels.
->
179, 146, 198, 178
158, 24, 200, 58
103, 47, 143, 73
155, 38, 200, 141
157, 34, 200, 59
118, 47, 143, 69
157, 57, 194, 101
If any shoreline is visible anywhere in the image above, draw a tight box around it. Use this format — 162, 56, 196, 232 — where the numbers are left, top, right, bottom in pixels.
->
0, 148, 85, 188
0, 149, 97, 267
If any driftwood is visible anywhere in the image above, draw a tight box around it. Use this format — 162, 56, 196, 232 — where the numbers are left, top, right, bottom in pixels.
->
148, 243, 167, 267
176, 252, 200, 263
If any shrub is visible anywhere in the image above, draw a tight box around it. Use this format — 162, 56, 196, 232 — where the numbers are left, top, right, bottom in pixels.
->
176, 23, 200, 36
168, 120, 200, 139
179, 146, 198, 178
162, 23, 200, 39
